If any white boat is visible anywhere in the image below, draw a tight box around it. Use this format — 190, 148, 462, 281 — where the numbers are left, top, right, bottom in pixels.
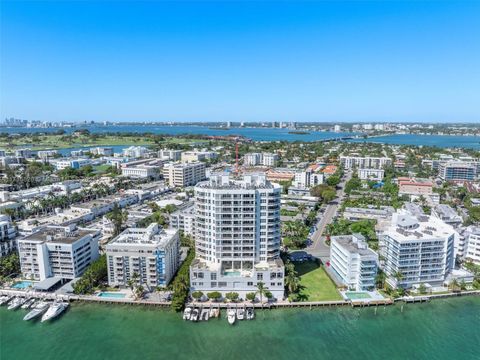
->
23, 301, 50, 321
190, 308, 199, 322
41, 302, 69, 322
183, 307, 192, 320
236, 308, 245, 320
7, 297, 26, 310
246, 308, 255, 320
209, 307, 220, 318
0, 295, 12, 306
21, 298, 36, 309
227, 309, 236, 325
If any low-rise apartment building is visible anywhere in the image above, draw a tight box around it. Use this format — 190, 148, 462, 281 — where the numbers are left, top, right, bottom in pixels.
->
357, 168, 384, 181
17, 225, 100, 281
163, 162, 206, 187
106, 224, 180, 288
340, 156, 392, 169
330, 234, 378, 291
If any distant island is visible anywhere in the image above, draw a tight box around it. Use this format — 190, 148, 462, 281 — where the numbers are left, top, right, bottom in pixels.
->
288, 131, 310, 135
208, 127, 230, 130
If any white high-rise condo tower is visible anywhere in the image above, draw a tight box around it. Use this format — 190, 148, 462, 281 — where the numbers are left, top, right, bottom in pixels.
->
190, 174, 284, 300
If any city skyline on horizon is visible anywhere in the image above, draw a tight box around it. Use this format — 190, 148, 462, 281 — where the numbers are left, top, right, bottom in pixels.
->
1, 1, 479, 123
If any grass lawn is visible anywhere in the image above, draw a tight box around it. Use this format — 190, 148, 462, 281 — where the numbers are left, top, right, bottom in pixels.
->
0, 134, 209, 150
294, 261, 342, 301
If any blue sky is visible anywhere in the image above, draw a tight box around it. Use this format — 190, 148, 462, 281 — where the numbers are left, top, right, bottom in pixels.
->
1, 1, 479, 123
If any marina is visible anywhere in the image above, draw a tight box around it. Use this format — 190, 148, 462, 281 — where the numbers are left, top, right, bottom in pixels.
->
1, 297, 479, 360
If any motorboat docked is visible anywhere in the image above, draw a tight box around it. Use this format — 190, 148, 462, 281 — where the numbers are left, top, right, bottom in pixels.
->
236, 308, 245, 320
0, 295, 12, 306
41, 302, 69, 322
7, 297, 26, 310
200, 308, 210, 321
246, 308, 255, 320
190, 308, 199, 322
183, 306, 192, 320
227, 309, 236, 325
23, 301, 50, 321
21, 298, 36, 309
209, 307, 220, 318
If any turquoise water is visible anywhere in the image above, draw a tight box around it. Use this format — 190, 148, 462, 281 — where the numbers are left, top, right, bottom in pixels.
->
97, 292, 126, 299
11, 281, 34, 289
348, 134, 480, 149
1, 297, 479, 360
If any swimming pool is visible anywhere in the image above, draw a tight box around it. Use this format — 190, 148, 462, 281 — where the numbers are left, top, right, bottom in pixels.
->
12, 281, 34, 289
97, 292, 126, 299
344, 292, 372, 300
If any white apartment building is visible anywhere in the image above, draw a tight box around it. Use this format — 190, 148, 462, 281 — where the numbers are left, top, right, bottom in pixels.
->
170, 204, 195, 236
243, 153, 279, 167
0, 215, 17, 257
17, 225, 100, 281
123, 146, 149, 158
357, 168, 385, 181
190, 174, 284, 300
163, 162, 206, 187
89, 147, 113, 156
158, 149, 183, 161
262, 153, 279, 167
293, 170, 324, 188
432, 204, 463, 228
380, 209, 455, 289
244, 153, 263, 166
330, 234, 378, 291
106, 224, 180, 288
181, 150, 218, 163
122, 165, 160, 179
463, 226, 480, 265
340, 156, 392, 169
37, 150, 59, 160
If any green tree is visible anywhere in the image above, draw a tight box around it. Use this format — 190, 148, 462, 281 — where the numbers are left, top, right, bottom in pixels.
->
191, 291, 204, 301
245, 292, 256, 302
225, 292, 239, 302
207, 291, 222, 302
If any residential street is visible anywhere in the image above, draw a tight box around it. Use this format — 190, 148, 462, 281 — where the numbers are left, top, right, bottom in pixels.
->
307, 170, 352, 262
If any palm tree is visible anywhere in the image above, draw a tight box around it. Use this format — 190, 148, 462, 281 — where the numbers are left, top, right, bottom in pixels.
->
255, 282, 269, 305
448, 279, 460, 292
375, 270, 387, 290
393, 271, 404, 287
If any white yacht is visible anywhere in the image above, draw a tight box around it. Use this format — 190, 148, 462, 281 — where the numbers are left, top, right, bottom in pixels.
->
190, 308, 199, 322
246, 308, 255, 320
23, 301, 50, 321
41, 302, 69, 322
227, 309, 236, 325
0, 295, 12, 306
236, 308, 245, 320
21, 298, 36, 309
7, 297, 26, 310
183, 307, 192, 320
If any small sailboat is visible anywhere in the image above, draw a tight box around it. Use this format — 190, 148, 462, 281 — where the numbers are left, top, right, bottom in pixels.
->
21, 298, 36, 309
41, 302, 69, 322
7, 297, 26, 310
23, 301, 50, 321
183, 306, 192, 320
246, 308, 255, 320
190, 308, 199, 322
227, 309, 236, 325
236, 308, 245, 320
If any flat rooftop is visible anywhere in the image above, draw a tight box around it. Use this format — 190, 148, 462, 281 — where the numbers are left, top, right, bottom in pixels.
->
21, 227, 97, 244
